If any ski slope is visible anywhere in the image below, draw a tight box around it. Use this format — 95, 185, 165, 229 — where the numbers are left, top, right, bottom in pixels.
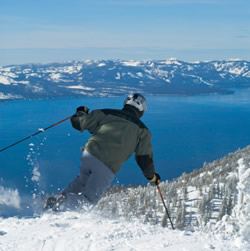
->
0, 210, 235, 251
1, 147, 250, 250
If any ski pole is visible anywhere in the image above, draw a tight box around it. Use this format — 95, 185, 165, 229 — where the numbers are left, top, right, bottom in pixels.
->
156, 184, 175, 230
0, 116, 72, 153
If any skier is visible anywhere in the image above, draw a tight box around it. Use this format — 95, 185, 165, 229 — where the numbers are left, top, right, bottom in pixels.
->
44, 93, 160, 211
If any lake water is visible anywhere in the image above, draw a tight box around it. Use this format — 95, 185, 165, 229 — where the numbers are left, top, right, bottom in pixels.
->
1, 89, 250, 196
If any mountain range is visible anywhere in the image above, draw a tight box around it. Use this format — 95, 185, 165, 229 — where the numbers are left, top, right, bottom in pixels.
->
1, 58, 250, 100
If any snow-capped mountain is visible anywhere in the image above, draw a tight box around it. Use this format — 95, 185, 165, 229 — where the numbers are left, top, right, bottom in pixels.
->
1, 59, 250, 100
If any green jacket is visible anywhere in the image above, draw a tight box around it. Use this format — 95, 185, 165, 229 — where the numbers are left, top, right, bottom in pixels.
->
71, 105, 155, 180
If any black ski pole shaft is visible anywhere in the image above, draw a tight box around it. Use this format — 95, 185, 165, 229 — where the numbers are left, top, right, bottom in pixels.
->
156, 184, 175, 230
0, 116, 72, 153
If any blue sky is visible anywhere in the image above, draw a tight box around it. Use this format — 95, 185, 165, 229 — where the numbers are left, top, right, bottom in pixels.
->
0, 0, 249, 65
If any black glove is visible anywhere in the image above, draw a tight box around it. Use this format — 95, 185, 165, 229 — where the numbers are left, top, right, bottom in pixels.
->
148, 173, 161, 185
76, 106, 89, 114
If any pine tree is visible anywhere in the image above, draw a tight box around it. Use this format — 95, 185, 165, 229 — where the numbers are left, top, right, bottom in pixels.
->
175, 200, 186, 229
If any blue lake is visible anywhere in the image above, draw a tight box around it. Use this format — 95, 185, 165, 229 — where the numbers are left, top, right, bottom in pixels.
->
1, 89, 250, 195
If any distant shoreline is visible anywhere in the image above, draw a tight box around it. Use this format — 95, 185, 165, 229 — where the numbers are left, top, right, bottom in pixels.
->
0, 89, 236, 103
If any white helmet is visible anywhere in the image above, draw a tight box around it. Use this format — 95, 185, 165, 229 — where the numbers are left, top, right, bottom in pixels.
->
124, 93, 147, 112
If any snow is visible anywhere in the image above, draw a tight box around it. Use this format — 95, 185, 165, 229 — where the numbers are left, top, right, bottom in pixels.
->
0, 71, 26, 85
164, 58, 182, 65
136, 72, 143, 77
50, 73, 61, 81
0, 67, 14, 72
0, 186, 20, 209
228, 67, 247, 75
98, 63, 106, 67
31, 85, 43, 93
235, 159, 250, 247
122, 61, 141, 67
1, 59, 250, 99
23, 69, 32, 74
187, 186, 200, 201
17, 81, 29, 85
0, 92, 22, 100
0, 165, 248, 251
0, 209, 235, 251
210, 157, 250, 251
31, 167, 41, 182
0, 76, 11, 85
57, 65, 82, 74
181, 74, 212, 86
187, 65, 194, 71
127, 72, 138, 78
213, 62, 249, 76
61, 85, 95, 91
115, 72, 121, 80
2, 188, 227, 249
243, 72, 250, 78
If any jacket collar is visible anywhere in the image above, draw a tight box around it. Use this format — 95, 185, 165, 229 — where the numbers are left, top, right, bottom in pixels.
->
122, 105, 139, 118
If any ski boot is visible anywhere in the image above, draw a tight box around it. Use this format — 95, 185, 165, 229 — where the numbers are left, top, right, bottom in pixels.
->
43, 193, 67, 211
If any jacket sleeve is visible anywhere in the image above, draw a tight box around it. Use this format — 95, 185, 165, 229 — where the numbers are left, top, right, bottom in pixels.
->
135, 130, 155, 180
71, 110, 104, 134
